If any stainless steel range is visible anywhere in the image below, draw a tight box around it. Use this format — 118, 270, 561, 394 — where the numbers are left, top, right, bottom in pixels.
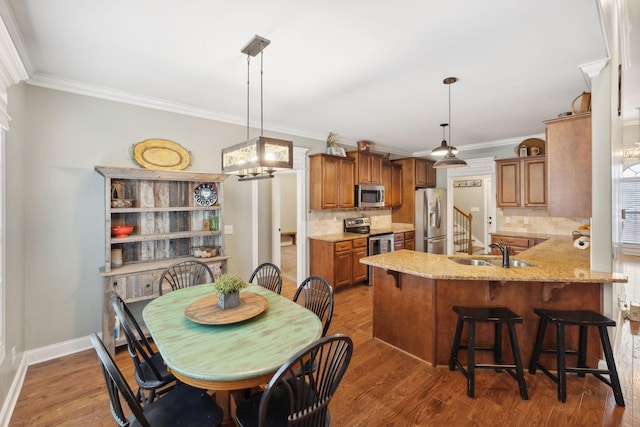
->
344, 216, 394, 285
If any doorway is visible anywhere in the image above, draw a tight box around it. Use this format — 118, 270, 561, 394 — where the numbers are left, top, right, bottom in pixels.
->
446, 157, 496, 254
271, 146, 308, 285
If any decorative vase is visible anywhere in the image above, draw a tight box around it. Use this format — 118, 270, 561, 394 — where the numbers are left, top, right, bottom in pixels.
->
218, 291, 240, 309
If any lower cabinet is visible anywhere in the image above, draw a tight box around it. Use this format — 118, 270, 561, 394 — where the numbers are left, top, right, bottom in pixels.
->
310, 237, 368, 289
490, 234, 546, 255
394, 231, 415, 251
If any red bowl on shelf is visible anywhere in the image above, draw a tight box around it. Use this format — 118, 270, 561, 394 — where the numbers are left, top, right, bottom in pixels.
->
111, 224, 134, 238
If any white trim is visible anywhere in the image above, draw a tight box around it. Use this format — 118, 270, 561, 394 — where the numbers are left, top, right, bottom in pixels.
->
0, 352, 26, 427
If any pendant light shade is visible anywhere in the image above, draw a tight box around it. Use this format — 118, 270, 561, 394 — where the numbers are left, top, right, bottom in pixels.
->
431, 123, 457, 156
221, 35, 293, 181
434, 77, 467, 169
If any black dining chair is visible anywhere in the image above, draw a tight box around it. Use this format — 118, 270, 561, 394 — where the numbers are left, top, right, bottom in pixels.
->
235, 334, 353, 427
159, 260, 213, 295
111, 294, 176, 404
248, 262, 282, 294
293, 276, 334, 337
90, 333, 223, 427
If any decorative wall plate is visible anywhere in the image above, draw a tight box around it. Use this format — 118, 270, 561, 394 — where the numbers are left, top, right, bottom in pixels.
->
132, 139, 191, 170
193, 183, 218, 206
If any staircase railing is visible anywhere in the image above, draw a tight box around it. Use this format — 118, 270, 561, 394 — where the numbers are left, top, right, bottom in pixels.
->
453, 206, 473, 255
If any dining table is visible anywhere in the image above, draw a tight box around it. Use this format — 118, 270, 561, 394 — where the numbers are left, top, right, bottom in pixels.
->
142, 283, 323, 422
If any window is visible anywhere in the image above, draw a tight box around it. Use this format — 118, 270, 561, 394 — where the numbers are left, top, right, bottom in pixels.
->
622, 163, 640, 246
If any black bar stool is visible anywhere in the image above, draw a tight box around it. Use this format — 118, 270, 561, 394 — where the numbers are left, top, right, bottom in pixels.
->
528, 309, 624, 407
448, 306, 528, 400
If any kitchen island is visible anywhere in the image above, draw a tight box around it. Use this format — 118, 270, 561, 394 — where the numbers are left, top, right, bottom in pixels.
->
360, 236, 627, 368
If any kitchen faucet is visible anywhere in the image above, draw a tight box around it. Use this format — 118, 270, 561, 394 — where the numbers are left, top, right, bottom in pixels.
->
489, 241, 510, 268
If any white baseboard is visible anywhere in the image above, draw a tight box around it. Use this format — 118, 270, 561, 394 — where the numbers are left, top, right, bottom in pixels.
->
0, 334, 97, 427
0, 354, 27, 427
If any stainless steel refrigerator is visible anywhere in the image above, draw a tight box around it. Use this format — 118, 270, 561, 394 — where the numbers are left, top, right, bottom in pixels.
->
415, 188, 447, 254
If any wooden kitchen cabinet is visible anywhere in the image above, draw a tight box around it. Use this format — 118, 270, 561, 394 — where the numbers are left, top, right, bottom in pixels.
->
404, 231, 416, 250
545, 113, 591, 217
391, 157, 436, 224
382, 164, 402, 207
415, 158, 436, 188
394, 231, 416, 251
352, 238, 368, 283
96, 166, 229, 354
309, 153, 356, 210
490, 234, 547, 255
348, 151, 383, 184
496, 156, 546, 208
309, 237, 368, 289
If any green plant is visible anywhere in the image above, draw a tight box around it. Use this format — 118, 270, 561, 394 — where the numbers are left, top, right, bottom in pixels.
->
212, 273, 247, 295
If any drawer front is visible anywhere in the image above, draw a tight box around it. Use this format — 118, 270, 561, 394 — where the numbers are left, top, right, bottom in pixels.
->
393, 232, 405, 242
404, 231, 415, 240
492, 235, 530, 248
352, 238, 368, 248
335, 240, 353, 252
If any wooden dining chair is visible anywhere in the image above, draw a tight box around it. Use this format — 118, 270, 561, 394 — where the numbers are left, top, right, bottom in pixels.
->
248, 262, 282, 294
235, 334, 353, 427
293, 275, 334, 337
111, 294, 177, 404
159, 260, 213, 295
90, 333, 223, 427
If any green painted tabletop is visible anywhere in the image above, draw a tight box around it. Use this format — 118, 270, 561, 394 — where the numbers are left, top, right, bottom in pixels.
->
143, 284, 322, 383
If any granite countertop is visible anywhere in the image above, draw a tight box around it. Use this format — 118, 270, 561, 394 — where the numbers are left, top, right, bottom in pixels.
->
490, 231, 557, 239
309, 224, 415, 243
360, 236, 627, 284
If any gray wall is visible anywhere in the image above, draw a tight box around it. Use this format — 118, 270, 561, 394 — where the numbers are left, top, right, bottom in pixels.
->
3, 83, 321, 354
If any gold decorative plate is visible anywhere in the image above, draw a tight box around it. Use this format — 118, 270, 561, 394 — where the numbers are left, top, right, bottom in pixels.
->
184, 291, 268, 325
133, 139, 191, 170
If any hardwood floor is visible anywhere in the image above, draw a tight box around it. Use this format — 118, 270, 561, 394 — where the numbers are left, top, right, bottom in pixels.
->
9, 267, 640, 426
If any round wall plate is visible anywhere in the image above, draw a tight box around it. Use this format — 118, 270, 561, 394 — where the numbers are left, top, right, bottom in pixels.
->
193, 183, 218, 206
132, 139, 191, 170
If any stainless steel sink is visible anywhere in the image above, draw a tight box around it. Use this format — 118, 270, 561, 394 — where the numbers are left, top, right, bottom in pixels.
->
449, 257, 534, 267
448, 257, 492, 266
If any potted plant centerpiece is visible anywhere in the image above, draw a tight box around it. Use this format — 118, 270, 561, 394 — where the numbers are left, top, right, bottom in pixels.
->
213, 273, 247, 309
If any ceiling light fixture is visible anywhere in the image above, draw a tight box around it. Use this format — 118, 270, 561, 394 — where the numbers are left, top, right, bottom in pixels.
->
623, 107, 640, 161
221, 35, 293, 181
431, 123, 457, 156
433, 77, 468, 169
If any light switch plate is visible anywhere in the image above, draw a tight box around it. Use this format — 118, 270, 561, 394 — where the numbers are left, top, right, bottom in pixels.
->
224, 225, 233, 234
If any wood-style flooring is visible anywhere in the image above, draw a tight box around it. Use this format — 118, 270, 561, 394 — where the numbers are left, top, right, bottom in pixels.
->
9, 259, 640, 426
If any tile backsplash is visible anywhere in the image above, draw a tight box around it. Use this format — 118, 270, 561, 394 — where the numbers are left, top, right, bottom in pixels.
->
496, 209, 588, 235
308, 209, 393, 236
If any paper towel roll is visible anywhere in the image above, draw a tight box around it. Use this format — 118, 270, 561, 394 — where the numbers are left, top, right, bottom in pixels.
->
574, 236, 590, 250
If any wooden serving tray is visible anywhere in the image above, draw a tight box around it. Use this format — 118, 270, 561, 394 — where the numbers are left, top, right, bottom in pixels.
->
184, 291, 268, 325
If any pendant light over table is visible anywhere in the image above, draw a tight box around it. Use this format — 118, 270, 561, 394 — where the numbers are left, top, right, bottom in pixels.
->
221, 35, 293, 181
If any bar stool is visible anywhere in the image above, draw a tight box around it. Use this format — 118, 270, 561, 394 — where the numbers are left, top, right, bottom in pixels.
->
528, 309, 624, 407
448, 306, 528, 400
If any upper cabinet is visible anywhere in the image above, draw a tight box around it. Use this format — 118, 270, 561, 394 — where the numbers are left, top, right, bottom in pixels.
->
382, 164, 402, 208
347, 151, 383, 184
309, 153, 356, 210
544, 114, 591, 217
496, 156, 546, 208
390, 157, 435, 224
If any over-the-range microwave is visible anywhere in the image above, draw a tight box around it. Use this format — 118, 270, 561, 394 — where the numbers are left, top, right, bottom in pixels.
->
355, 184, 385, 208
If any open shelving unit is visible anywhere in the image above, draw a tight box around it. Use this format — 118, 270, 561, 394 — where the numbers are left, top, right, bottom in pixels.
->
96, 166, 230, 354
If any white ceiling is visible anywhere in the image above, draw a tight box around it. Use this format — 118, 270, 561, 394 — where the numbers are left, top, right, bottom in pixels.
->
3, 0, 639, 156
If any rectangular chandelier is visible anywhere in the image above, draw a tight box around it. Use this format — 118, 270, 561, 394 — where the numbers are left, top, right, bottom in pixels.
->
221, 136, 293, 180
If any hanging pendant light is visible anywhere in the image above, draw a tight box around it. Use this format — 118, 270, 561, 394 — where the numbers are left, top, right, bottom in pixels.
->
221, 35, 293, 181
434, 77, 467, 169
431, 123, 457, 156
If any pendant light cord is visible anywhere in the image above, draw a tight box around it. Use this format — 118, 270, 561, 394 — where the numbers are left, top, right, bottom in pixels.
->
246, 55, 250, 141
